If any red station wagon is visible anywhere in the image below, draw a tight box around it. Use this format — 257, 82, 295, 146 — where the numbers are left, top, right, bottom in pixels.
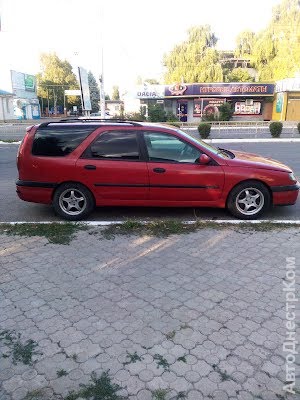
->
16, 120, 299, 220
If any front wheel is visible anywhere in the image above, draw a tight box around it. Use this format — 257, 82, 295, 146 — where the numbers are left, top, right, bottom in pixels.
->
227, 181, 271, 220
53, 183, 95, 221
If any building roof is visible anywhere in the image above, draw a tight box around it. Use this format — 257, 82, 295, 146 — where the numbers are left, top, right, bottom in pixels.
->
0, 89, 13, 96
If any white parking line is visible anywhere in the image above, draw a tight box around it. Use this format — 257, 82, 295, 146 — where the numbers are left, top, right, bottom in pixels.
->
204, 138, 300, 143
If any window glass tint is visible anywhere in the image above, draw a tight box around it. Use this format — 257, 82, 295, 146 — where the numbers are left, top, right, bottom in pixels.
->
144, 132, 201, 163
32, 125, 95, 156
89, 131, 140, 160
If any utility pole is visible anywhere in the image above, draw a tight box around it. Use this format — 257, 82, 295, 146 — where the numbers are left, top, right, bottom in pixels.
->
99, 47, 106, 118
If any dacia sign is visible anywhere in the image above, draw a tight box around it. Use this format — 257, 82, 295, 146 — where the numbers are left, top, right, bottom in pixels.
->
136, 84, 164, 99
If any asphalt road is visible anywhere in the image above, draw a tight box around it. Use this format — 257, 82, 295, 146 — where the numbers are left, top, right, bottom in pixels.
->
1, 142, 300, 222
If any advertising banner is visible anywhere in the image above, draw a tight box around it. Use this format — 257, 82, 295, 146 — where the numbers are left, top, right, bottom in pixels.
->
193, 98, 225, 117
78, 67, 92, 111
135, 84, 165, 99
11, 70, 37, 99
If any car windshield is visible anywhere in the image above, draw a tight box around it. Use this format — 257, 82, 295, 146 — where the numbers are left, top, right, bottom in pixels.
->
176, 129, 229, 157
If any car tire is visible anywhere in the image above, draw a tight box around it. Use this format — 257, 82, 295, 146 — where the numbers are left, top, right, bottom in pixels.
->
53, 183, 95, 221
227, 180, 271, 220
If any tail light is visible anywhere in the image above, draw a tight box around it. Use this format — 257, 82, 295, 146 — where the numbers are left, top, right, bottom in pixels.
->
17, 125, 34, 170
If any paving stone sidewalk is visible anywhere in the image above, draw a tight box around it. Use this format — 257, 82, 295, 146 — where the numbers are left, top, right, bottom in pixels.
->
0, 227, 299, 400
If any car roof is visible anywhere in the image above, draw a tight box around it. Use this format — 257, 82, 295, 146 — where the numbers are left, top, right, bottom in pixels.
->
36, 119, 177, 131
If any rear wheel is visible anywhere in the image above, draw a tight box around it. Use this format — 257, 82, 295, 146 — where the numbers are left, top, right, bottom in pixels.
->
53, 183, 94, 220
227, 181, 271, 220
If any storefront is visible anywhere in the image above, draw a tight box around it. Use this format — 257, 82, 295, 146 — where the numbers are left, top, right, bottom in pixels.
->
164, 83, 274, 122
135, 82, 274, 122
11, 70, 40, 120
272, 78, 300, 121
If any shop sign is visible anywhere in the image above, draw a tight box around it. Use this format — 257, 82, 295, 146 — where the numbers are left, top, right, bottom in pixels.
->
166, 83, 274, 97
234, 101, 261, 115
136, 84, 164, 98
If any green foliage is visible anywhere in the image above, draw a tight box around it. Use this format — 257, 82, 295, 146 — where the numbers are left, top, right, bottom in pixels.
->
111, 86, 120, 101
197, 123, 211, 139
64, 371, 124, 400
241, 0, 300, 80
37, 53, 80, 111
297, 122, 300, 134
163, 25, 223, 83
88, 71, 100, 113
218, 102, 234, 121
148, 104, 167, 122
166, 111, 179, 122
57, 369, 68, 377
269, 121, 283, 137
0, 330, 42, 365
225, 68, 253, 82
0, 222, 88, 245
124, 112, 145, 121
151, 389, 169, 400
235, 30, 256, 57
123, 351, 144, 366
153, 354, 170, 371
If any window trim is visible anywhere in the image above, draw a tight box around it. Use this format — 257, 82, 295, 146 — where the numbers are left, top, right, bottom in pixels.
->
80, 129, 144, 162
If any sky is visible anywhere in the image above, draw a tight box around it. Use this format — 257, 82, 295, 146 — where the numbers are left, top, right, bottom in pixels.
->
0, 0, 281, 95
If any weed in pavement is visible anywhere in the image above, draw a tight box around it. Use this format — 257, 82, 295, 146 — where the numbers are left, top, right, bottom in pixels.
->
153, 354, 170, 372
123, 350, 144, 366
0, 330, 42, 365
151, 388, 170, 400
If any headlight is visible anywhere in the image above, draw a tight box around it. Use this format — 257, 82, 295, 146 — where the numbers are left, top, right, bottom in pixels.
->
289, 172, 297, 182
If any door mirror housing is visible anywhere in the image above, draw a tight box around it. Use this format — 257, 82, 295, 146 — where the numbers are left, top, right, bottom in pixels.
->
198, 154, 211, 165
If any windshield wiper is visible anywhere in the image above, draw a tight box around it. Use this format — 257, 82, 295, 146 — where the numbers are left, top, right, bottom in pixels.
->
217, 147, 235, 159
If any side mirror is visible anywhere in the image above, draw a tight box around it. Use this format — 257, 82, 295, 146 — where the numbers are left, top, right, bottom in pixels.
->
198, 154, 211, 165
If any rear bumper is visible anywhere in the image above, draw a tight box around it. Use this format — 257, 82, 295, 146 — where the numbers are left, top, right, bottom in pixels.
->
272, 183, 300, 206
16, 181, 53, 204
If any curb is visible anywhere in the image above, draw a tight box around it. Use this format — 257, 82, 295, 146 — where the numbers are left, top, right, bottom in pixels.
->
1, 220, 300, 226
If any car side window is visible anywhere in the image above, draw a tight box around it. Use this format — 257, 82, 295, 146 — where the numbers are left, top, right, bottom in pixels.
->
144, 131, 202, 163
85, 131, 140, 160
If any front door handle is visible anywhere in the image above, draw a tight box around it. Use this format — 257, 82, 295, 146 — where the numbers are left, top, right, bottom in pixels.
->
84, 165, 96, 170
153, 168, 166, 173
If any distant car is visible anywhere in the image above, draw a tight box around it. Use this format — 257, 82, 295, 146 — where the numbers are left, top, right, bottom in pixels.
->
16, 120, 299, 220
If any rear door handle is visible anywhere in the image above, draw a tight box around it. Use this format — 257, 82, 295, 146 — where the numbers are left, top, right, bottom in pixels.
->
153, 168, 166, 173
84, 165, 96, 170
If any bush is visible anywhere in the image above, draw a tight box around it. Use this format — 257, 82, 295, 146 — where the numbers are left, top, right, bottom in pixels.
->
167, 122, 181, 128
166, 111, 179, 122
297, 122, 300, 134
218, 102, 233, 121
148, 104, 167, 122
269, 121, 283, 137
198, 123, 211, 139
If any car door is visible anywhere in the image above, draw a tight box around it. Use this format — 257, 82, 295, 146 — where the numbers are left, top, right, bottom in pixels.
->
76, 130, 149, 201
143, 131, 224, 202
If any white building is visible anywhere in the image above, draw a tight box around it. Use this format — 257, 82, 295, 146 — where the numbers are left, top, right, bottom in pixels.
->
0, 89, 15, 121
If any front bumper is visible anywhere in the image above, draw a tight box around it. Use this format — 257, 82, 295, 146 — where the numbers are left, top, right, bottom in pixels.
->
271, 183, 300, 206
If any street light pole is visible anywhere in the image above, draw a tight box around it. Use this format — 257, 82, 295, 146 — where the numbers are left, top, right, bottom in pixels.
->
99, 47, 106, 118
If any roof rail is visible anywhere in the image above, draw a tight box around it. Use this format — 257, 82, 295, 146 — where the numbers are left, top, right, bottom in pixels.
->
38, 118, 144, 127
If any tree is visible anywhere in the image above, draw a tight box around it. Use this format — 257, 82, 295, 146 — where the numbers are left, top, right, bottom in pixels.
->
37, 53, 80, 113
235, 30, 256, 57
236, 0, 300, 81
163, 25, 223, 83
88, 71, 100, 113
112, 86, 120, 101
225, 68, 253, 82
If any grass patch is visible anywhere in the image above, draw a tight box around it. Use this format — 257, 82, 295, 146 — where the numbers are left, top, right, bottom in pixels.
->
177, 355, 187, 363
123, 350, 144, 366
153, 354, 170, 372
64, 371, 124, 400
212, 364, 232, 382
165, 330, 176, 340
0, 330, 42, 365
0, 222, 88, 245
57, 368, 68, 377
152, 389, 170, 400
24, 389, 47, 400
100, 219, 299, 239
0, 139, 20, 143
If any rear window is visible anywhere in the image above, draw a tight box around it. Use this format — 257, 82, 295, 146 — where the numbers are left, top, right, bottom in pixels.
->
32, 125, 96, 156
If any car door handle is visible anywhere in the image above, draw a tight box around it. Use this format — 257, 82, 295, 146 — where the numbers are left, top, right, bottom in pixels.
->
84, 165, 96, 170
153, 168, 166, 173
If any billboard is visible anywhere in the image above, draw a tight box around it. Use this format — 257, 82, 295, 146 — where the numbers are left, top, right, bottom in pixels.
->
78, 67, 92, 111
193, 98, 225, 117
11, 70, 37, 99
